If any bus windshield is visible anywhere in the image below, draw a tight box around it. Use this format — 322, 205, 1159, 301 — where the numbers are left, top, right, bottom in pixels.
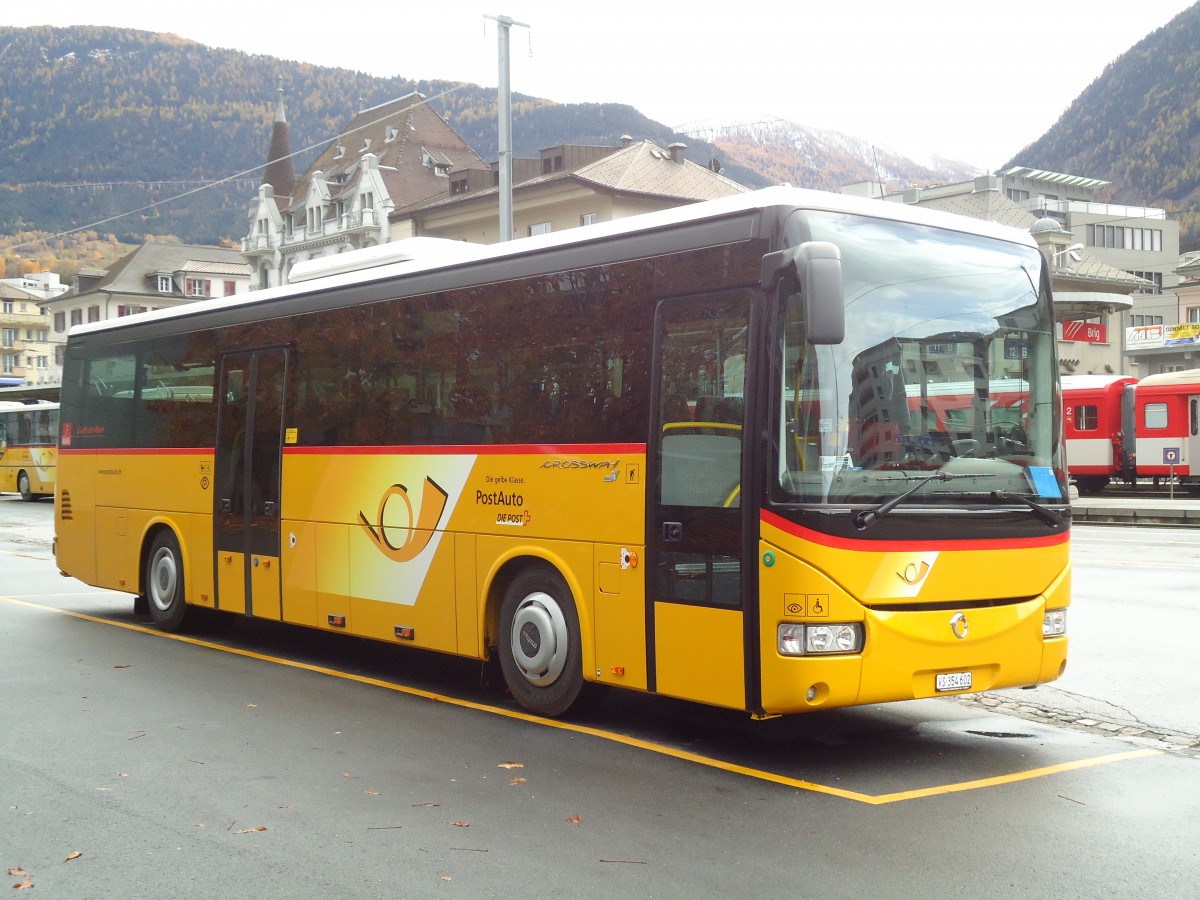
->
776, 211, 1064, 506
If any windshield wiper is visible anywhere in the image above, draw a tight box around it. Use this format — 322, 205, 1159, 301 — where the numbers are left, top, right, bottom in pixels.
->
989, 490, 1067, 529
854, 471, 982, 530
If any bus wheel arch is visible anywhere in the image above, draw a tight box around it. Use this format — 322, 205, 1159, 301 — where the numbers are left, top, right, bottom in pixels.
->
143, 526, 190, 632
492, 560, 587, 717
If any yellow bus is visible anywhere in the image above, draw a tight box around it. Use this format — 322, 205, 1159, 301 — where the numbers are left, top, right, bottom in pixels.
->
0, 401, 58, 501
54, 187, 1070, 717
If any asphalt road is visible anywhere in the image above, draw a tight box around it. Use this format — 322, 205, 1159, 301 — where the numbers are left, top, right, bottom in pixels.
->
3, 495, 1199, 898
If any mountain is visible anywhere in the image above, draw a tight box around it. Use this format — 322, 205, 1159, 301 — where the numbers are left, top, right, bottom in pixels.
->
693, 119, 978, 195
0, 25, 974, 253
1004, 2, 1200, 247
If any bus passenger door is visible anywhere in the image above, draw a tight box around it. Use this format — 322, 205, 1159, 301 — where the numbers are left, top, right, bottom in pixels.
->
648, 293, 751, 711
214, 349, 287, 619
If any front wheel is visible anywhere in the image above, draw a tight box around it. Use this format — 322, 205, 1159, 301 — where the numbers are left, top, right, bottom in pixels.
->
145, 530, 190, 632
18, 471, 34, 502
498, 568, 586, 717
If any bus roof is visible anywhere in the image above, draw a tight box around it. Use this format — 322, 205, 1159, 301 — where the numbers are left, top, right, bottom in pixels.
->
1135, 368, 1200, 387
68, 185, 1041, 342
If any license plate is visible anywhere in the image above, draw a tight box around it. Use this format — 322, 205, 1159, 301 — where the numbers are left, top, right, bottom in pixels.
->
936, 671, 972, 692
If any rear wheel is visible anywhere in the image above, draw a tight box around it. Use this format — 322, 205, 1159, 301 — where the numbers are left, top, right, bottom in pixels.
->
498, 567, 586, 717
145, 530, 189, 632
18, 471, 34, 502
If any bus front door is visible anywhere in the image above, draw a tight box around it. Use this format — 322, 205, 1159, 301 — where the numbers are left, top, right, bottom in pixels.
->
214, 349, 287, 619
649, 293, 751, 711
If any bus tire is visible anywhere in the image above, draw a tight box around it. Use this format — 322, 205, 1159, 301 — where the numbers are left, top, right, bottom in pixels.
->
145, 530, 189, 632
18, 471, 34, 502
498, 567, 585, 717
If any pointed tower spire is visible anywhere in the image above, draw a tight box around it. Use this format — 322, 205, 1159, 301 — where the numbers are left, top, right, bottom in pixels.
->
263, 78, 296, 200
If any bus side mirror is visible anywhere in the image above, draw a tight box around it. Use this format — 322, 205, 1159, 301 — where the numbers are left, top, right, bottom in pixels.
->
760, 242, 845, 345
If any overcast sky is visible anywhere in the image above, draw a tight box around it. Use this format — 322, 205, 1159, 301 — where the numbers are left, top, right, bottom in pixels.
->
8, 1, 1198, 170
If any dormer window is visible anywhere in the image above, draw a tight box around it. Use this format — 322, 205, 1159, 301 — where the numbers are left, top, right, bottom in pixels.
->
333, 145, 345, 160
361, 138, 372, 152
157, 274, 172, 293
385, 125, 398, 142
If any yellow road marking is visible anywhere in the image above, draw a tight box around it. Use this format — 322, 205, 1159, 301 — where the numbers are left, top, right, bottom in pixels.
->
1, 594, 1161, 804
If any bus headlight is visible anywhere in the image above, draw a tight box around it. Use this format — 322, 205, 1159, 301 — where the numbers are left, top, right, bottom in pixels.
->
778, 622, 863, 656
1043, 608, 1067, 637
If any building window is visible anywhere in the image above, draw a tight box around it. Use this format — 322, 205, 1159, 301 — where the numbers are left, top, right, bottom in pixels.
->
54, 312, 66, 332
1131, 315, 1163, 328
55, 345, 66, 366
37, 356, 47, 369
1006, 189, 1029, 204
1188, 308, 1200, 324
1, 301, 12, 314
580, 213, 599, 226
1, 328, 16, 347
36, 329, 47, 341
529, 222, 552, 236
361, 192, 374, 210
186, 278, 211, 298
224, 281, 236, 297
88, 306, 100, 323
1129, 271, 1163, 292
2, 354, 15, 374
70, 309, 83, 327
157, 274, 172, 293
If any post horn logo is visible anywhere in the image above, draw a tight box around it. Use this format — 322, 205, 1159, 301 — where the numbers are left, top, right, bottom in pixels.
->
898, 560, 931, 586
358, 477, 448, 563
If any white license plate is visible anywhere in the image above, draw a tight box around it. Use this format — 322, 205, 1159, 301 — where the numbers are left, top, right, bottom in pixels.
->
935, 671, 973, 692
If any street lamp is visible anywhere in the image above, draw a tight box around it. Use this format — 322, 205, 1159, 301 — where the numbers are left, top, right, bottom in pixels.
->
1052, 243, 1084, 266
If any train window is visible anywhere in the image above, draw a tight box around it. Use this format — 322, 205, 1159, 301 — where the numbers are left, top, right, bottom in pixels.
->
1073, 405, 1098, 431
1144, 402, 1168, 430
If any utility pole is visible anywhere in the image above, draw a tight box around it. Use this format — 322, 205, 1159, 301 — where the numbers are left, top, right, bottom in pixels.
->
486, 14, 529, 242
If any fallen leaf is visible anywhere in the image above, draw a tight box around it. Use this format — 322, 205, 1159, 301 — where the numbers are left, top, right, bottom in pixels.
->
96, 787, 113, 792
65, 851, 82, 862
113, 664, 130, 669
117, 772, 129, 778
13, 875, 35, 890
246, 703, 258, 708
450, 821, 470, 828
497, 761, 524, 770
235, 826, 268, 834
7, 869, 29, 877
509, 777, 527, 786
364, 790, 380, 796
412, 802, 440, 808
441, 876, 452, 882
566, 815, 582, 825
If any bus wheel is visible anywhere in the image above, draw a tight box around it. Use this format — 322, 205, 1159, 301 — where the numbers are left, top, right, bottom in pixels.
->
145, 530, 189, 632
498, 568, 585, 717
18, 471, 34, 502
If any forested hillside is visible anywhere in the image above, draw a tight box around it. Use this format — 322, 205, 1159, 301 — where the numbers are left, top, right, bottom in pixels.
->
1005, 2, 1200, 246
0, 25, 768, 250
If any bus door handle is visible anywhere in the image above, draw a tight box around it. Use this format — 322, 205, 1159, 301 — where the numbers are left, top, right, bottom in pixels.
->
220, 498, 232, 513
264, 501, 278, 517
663, 522, 683, 542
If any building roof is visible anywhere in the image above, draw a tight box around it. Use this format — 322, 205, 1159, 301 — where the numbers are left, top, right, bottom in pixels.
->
49, 243, 249, 304
1001, 166, 1111, 191
412, 139, 746, 215
286, 93, 487, 217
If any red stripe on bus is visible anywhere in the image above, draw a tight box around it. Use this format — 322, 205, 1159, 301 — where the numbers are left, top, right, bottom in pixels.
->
760, 508, 1069, 552
283, 443, 647, 456
58, 447, 214, 456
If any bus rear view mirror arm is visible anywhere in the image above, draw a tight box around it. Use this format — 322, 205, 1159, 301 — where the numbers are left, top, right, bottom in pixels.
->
760, 241, 845, 345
